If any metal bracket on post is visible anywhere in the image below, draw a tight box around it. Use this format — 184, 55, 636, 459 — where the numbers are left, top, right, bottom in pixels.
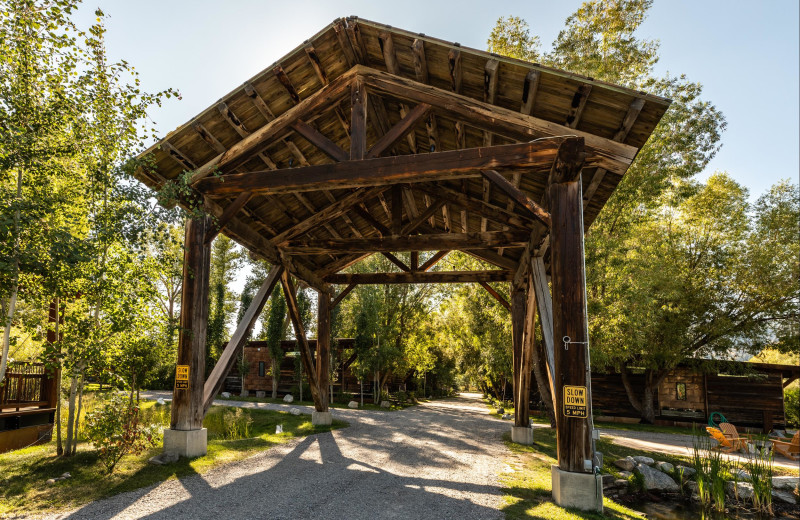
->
562, 336, 589, 351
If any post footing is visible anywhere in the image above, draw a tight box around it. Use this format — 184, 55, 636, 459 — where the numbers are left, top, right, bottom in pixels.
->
511, 426, 534, 445
551, 465, 603, 513
312, 411, 332, 426
163, 428, 207, 458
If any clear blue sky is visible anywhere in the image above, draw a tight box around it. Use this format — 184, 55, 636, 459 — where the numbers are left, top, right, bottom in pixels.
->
77, 0, 799, 199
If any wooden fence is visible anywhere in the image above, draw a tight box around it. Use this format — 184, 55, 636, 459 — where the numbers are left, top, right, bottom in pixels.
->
0, 362, 49, 412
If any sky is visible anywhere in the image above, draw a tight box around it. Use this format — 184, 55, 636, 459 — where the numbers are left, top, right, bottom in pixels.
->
75, 0, 800, 201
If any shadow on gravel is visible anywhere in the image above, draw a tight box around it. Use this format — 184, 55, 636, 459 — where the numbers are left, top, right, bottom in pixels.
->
64, 395, 506, 520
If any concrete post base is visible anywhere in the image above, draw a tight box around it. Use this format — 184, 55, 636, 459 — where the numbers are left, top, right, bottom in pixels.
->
511, 426, 534, 445
551, 465, 603, 513
163, 428, 207, 458
311, 411, 332, 426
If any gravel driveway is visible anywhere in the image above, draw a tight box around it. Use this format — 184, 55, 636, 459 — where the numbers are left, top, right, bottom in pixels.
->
44, 393, 508, 520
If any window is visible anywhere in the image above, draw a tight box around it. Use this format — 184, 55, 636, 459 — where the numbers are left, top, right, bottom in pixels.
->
258, 361, 265, 377
676, 382, 687, 401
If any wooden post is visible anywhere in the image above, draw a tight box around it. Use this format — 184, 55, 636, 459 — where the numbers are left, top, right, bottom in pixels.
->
511, 286, 527, 427
350, 79, 367, 160
171, 216, 212, 431
316, 290, 331, 411
548, 137, 592, 473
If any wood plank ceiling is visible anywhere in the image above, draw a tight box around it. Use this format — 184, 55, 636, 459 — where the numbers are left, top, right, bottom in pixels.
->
134, 17, 671, 290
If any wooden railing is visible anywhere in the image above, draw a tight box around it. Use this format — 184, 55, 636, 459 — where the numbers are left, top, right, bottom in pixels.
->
0, 362, 50, 412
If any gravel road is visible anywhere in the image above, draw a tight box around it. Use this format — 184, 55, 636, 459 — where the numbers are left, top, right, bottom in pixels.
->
44, 393, 508, 520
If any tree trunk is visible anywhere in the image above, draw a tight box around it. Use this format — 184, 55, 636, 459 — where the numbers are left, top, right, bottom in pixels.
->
619, 366, 643, 413
641, 384, 656, 424
72, 373, 85, 456
0, 168, 23, 387
64, 373, 78, 456
54, 298, 62, 456
271, 356, 278, 399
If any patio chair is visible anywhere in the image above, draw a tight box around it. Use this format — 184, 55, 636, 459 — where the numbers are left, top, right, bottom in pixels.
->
719, 422, 756, 443
773, 431, 800, 461
706, 426, 748, 453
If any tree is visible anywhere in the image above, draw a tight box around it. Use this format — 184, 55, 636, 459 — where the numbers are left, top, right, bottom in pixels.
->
263, 285, 286, 399
487, 16, 541, 62
206, 234, 243, 375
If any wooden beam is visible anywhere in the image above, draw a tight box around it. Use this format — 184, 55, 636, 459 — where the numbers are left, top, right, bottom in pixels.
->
479, 281, 510, 310
379, 31, 418, 153
419, 250, 449, 271
291, 119, 348, 162
583, 98, 645, 206
359, 66, 636, 174
353, 204, 391, 236
481, 59, 499, 233
511, 286, 527, 427
325, 270, 513, 284
565, 85, 592, 129
391, 185, 403, 234
304, 43, 328, 85
464, 249, 519, 271
411, 39, 428, 83
532, 256, 556, 388
350, 78, 367, 160
548, 136, 586, 185
188, 67, 356, 183
196, 140, 566, 196
317, 290, 331, 411
202, 265, 283, 412
366, 103, 430, 158
448, 47, 462, 93
332, 282, 356, 308
280, 272, 322, 409
273, 65, 301, 104
192, 122, 227, 154
410, 251, 419, 271
382, 252, 411, 272
400, 197, 445, 235
479, 170, 551, 227
416, 184, 536, 231
271, 187, 386, 245
171, 216, 211, 430
283, 230, 530, 255
204, 191, 252, 245
520, 69, 541, 116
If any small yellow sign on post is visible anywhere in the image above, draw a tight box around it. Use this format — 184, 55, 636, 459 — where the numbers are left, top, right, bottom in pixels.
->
563, 385, 587, 418
175, 365, 190, 390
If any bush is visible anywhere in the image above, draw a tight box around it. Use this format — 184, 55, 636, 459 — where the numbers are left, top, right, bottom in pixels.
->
85, 394, 158, 473
784, 385, 799, 428
204, 407, 253, 440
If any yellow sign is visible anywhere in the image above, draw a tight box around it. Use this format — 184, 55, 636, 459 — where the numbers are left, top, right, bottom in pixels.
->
175, 365, 189, 390
563, 385, 588, 418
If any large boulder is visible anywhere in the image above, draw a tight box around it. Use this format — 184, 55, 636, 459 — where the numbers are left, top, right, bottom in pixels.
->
618, 471, 633, 479
220, 392, 231, 399
380, 401, 391, 408
613, 457, 636, 472
726, 481, 754, 501
632, 455, 655, 466
773, 489, 798, 505
772, 476, 799, 490
675, 465, 696, 478
283, 394, 294, 403
255, 390, 266, 398
347, 401, 359, 409
635, 463, 679, 492
655, 461, 674, 474
289, 407, 301, 415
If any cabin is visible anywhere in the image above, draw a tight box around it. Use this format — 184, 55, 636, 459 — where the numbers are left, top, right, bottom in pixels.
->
529, 360, 800, 432
0, 361, 58, 454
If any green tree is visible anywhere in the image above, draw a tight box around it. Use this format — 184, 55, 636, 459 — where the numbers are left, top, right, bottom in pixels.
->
206, 235, 243, 375
263, 285, 286, 398
487, 15, 541, 62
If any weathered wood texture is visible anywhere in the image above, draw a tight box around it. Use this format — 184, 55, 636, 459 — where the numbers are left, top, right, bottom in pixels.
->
171, 217, 212, 431
202, 265, 283, 412
316, 291, 332, 410
511, 288, 528, 427
325, 270, 512, 284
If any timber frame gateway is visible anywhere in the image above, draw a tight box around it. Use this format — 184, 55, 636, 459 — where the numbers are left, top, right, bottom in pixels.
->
134, 17, 669, 512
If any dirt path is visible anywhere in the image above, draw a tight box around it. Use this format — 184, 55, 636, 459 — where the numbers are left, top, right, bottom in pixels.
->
45, 393, 508, 520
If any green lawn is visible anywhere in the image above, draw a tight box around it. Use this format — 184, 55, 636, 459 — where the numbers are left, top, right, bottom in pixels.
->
0, 400, 346, 516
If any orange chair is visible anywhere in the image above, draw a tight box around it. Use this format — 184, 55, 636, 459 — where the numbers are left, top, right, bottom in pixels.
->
773, 431, 800, 461
706, 426, 748, 453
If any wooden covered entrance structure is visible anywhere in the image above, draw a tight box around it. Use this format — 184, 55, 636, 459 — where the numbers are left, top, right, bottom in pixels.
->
134, 17, 669, 511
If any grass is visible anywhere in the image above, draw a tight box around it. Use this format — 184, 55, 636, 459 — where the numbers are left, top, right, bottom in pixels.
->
0, 399, 347, 516
214, 393, 420, 411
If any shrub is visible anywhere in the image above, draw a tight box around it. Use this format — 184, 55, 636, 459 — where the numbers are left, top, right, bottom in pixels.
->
204, 407, 253, 440
784, 385, 799, 428
85, 394, 158, 473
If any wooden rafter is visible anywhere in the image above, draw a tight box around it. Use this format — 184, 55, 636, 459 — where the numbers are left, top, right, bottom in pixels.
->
565, 84, 592, 129
480, 169, 551, 227
325, 270, 512, 284
204, 191, 252, 245
366, 102, 430, 158
479, 281, 510, 310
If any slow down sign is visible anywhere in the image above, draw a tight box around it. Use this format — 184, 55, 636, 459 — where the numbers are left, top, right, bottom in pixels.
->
563, 385, 587, 418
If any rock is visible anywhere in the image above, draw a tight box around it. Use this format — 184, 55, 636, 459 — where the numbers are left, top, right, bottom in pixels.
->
240, 390, 249, 397
734, 469, 751, 481
283, 394, 294, 403
602, 474, 616, 488
772, 476, 800, 490
726, 481, 754, 501
772, 489, 797, 505
380, 401, 391, 408
676, 465, 696, 477
655, 461, 674, 474
501, 413, 512, 420
156, 397, 166, 405
275, 424, 283, 434
255, 390, 266, 398
635, 463, 679, 492
60, 472, 71, 479
220, 392, 231, 398
495, 407, 504, 414
148, 452, 179, 465
619, 471, 632, 479
614, 479, 629, 488
348, 401, 359, 409
632, 456, 655, 466
685, 480, 699, 494
613, 457, 636, 472
46, 478, 56, 485
289, 407, 300, 415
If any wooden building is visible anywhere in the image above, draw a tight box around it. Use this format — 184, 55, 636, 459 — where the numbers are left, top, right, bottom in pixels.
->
0, 361, 58, 454
133, 17, 669, 510
531, 361, 800, 432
